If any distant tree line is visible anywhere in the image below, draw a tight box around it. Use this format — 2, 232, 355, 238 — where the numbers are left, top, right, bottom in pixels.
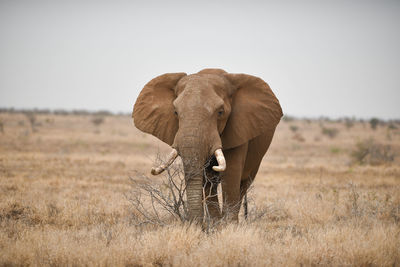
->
282, 114, 399, 126
0, 107, 130, 116
0, 108, 398, 125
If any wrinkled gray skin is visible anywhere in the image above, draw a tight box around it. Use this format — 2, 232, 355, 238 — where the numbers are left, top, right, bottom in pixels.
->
133, 68, 282, 222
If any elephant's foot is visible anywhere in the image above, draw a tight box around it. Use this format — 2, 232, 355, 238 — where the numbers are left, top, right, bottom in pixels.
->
221, 201, 241, 223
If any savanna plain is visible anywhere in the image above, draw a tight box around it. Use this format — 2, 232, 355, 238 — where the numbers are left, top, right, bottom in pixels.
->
0, 111, 399, 266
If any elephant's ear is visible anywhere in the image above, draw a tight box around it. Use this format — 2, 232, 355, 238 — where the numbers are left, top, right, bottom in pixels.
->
221, 73, 283, 149
133, 73, 187, 146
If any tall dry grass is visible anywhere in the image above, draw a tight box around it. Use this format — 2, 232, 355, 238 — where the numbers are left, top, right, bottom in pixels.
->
0, 112, 399, 266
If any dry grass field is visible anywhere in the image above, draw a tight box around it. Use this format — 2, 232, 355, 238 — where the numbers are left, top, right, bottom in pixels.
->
0, 111, 399, 266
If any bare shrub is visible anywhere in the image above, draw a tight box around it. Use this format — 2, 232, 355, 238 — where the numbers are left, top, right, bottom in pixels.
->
45, 118, 54, 124
388, 123, 397, 130
321, 127, 339, 138
127, 155, 244, 232
93, 110, 112, 116
351, 138, 395, 165
344, 118, 355, 129
71, 109, 90, 116
0, 202, 41, 226
369, 118, 380, 130
91, 116, 105, 127
330, 146, 341, 154
24, 112, 37, 132
282, 115, 295, 122
127, 163, 188, 226
292, 133, 305, 142
245, 192, 289, 224
53, 109, 70, 115
347, 182, 361, 217
289, 125, 298, 132
0, 120, 4, 133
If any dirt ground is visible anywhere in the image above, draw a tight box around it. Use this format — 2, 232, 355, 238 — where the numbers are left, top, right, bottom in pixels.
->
0, 112, 399, 266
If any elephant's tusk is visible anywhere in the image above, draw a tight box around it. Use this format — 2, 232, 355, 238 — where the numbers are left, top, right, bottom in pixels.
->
151, 149, 178, 175
212, 148, 226, 172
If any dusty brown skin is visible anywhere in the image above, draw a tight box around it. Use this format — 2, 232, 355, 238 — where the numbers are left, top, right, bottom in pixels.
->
133, 69, 283, 222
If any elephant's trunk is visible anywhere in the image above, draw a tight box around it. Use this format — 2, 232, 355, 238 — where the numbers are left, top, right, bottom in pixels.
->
179, 144, 206, 222
173, 119, 223, 222
175, 127, 209, 222
184, 165, 204, 221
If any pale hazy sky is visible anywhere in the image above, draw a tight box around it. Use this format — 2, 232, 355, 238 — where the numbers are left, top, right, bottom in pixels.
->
0, 0, 399, 119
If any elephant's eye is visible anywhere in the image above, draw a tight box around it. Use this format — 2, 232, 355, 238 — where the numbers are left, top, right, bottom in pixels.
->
217, 109, 224, 117
174, 111, 178, 116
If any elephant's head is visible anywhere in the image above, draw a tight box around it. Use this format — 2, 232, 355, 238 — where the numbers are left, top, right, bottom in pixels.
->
133, 69, 282, 221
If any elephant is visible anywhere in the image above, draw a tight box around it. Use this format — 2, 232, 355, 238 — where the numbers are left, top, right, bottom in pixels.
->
132, 68, 282, 223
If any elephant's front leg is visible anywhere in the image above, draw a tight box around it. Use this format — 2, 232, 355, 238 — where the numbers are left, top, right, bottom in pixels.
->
221, 143, 248, 222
